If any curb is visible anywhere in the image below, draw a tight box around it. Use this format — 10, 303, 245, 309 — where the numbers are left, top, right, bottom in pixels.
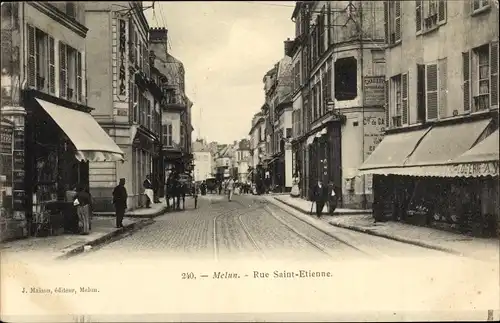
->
55, 218, 155, 260
327, 221, 465, 257
93, 206, 168, 219
274, 197, 372, 216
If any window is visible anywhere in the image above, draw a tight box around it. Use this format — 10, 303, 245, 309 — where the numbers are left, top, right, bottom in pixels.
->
472, 0, 490, 13
163, 123, 173, 147
334, 57, 357, 101
146, 100, 152, 129
416, 64, 426, 122
426, 63, 439, 120
318, 7, 326, 56
384, 1, 401, 45
391, 74, 402, 127
402, 73, 409, 124
59, 42, 80, 101
416, 0, 446, 32
27, 25, 55, 93
286, 127, 292, 138
180, 123, 185, 148
465, 42, 499, 112
66, 2, 76, 18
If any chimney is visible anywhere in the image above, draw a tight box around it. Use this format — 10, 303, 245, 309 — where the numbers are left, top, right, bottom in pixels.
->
284, 38, 294, 57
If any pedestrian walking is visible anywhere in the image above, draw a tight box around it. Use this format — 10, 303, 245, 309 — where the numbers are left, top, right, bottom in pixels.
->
143, 174, 154, 208
73, 184, 92, 235
112, 178, 128, 228
328, 181, 338, 216
312, 179, 328, 218
193, 182, 200, 209
226, 177, 235, 201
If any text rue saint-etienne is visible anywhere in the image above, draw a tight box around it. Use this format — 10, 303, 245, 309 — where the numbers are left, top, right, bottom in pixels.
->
211, 270, 333, 279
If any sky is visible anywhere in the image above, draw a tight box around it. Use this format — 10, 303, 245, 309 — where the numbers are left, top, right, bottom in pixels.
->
144, 1, 295, 145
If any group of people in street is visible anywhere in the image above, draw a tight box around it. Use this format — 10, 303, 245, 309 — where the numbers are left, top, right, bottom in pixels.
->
310, 179, 339, 218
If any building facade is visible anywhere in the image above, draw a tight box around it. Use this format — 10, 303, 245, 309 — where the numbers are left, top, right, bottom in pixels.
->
149, 28, 194, 181
84, 1, 161, 211
1, 2, 124, 240
235, 139, 251, 183
192, 139, 212, 182
360, 0, 499, 236
288, 1, 386, 208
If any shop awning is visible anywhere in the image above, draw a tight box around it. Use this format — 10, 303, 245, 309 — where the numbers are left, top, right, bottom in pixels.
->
306, 127, 327, 145
358, 128, 430, 175
36, 98, 124, 162
444, 129, 499, 177
403, 119, 491, 167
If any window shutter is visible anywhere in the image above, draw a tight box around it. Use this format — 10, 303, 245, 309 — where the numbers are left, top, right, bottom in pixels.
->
426, 64, 438, 120
462, 51, 471, 112
416, 0, 422, 32
76, 51, 82, 102
128, 19, 135, 64
59, 42, 67, 98
438, 58, 447, 118
48, 36, 55, 94
383, 1, 389, 44
395, 1, 401, 42
402, 73, 408, 124
438, 0, 446, 23
327, 67, 332, 107
322, 74, 327, 115
384, 80, 390, 128
327, 3, 332, 46
27, 25, 36, 87
490, 41, 499, 108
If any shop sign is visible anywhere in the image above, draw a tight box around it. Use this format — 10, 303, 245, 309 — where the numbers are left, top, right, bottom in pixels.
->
447, 162, 499, 177
363, 76, 385, 107
363, 112, 386, 160
0, 127, 13, 154
13, 129, 24, 150
13, 190, 25, 209
13, 170, 24, 183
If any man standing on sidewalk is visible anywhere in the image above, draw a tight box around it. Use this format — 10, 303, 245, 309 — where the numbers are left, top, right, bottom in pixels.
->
226, 177, 235, 202
312, 180, 328, 218
113, 178, 128, 228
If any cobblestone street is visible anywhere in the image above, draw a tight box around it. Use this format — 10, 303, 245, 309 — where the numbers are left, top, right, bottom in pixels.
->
68, 194, 455, 263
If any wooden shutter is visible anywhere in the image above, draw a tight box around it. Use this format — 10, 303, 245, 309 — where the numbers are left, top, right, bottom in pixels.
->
327, 3, 332, 46
426, 64, 438, 120
383, 1, 389, 44
395, 1, 401, 42
326, 67, 332, 108
416, 0, 422, 32
48, 36, 55, 94
490, 41, 499, 108
462, 51, 471, 112
384, 80, 390, 128
438, 0, 446, 23
27, 25, 36, 87
402, 73, 408, 124
438, 58, 447, 118
322, 73, 327, 115
76, 51, 82, 102
417, 64, 426, 122
59, 42, 67, 98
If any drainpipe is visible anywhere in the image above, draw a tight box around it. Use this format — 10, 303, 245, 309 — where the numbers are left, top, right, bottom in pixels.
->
359, 2, 368, 210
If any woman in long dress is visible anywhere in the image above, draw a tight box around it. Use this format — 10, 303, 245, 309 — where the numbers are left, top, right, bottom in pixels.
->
74, 184, 92, 235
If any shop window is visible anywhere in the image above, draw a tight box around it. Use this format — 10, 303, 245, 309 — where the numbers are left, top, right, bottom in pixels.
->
335, 57, 357, 101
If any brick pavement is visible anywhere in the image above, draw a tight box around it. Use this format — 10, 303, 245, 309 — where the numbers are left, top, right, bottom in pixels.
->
273, 196, 499, 262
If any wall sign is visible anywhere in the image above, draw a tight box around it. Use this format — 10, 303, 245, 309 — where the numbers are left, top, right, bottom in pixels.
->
363, 76, 385, 107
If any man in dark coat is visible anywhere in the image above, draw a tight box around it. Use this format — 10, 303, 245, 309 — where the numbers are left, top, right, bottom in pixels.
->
312, 179, 329, 218
112, 178, 128, 228
328, 181, 339, 216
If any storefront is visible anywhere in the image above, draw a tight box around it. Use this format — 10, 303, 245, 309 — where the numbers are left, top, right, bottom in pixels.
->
5, 90, 125, 239
360, 114, 498, 237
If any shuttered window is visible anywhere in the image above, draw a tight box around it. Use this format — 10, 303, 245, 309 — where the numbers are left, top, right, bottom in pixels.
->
438, 58, 447, 118
27, 25, 36, 88
402, 73, 408, 125
383, 1, 389, 44
463, 51, 471, 112
385, 80, 390, 128
491, 41, 498, 108
327, 3, 332, 46
394, 1, 401, 42
76, 51, 82, 102
59, 42, 67, 98
318, 7, 326, 55
438, 0, 446, 23
48, 36, 55, 94
426, 64, 438, 120
416, 0, 422, 32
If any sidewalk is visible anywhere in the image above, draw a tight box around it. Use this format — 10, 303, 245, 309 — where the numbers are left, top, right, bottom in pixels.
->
93, 198, 168, 218
0, 216, 153, 262
273, 195, 499, 262
275, 195, 372, 215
